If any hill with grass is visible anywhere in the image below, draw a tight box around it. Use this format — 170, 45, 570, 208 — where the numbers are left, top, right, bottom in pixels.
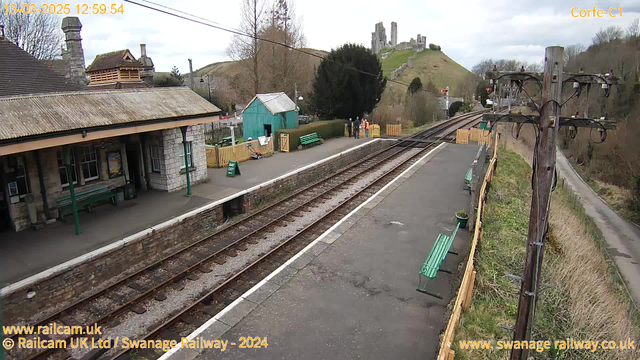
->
381, 48, 473, 98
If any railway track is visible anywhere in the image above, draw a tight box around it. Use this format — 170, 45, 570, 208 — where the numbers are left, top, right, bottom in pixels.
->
6, 111, 483, 360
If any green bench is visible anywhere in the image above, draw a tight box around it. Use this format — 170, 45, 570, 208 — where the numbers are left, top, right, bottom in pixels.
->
299, 132, 322, 148
464, 167, 473, 190
56, 185, 116, 221
416, 223, 460, 298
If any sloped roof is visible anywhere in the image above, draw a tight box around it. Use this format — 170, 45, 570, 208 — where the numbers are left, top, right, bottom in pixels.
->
86, 49, 143, 72
0, 87, 221, 141
244, 92, 296, 115
0, 38, 83, 97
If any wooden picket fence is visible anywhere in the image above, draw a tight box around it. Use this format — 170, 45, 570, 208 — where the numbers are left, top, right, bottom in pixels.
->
470, 128, 491, 144
437, 133, 498, 360
386, 124, 402, 136
205, 137, 274, 168
456, 129, 470, 144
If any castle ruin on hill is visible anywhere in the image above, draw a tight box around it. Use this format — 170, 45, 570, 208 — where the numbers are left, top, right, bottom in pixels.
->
371, 22, 426, 55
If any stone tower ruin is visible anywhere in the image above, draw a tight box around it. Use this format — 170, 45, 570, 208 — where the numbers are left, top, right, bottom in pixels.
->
390, 22, 397, 47
371, 22, 387, 55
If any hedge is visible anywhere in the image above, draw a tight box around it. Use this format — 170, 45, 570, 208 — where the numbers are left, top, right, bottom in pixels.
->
275, 119, 346, 150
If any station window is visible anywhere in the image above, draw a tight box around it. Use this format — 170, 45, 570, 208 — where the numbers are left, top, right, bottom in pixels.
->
79, 145, 99, 181
179, 142, 193, 169
57, 150, 78, 187
7, 155, 30, 197
150, 145, 162, 173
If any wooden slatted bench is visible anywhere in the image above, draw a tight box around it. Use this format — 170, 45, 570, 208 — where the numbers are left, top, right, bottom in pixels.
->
416, 223, 460, 298
56, 185, 117, 221
299, 132, 322, 148
464, 167, 473, 190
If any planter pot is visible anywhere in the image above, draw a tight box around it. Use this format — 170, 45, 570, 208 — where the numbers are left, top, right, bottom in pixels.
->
456, 214, 469, 228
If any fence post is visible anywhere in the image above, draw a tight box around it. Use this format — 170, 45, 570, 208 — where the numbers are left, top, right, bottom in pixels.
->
214, 145, 220, 168
463, 269, 476, 310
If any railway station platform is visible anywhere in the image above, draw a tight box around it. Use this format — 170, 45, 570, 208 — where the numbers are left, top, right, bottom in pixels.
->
0, 137, 373, 287
165, 143, 479, 360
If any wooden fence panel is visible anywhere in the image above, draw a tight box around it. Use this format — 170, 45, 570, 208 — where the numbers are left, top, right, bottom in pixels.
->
470, 128, 491, 143
456, 129, 470, 144
280, 133, 289, 153
386, 124, 402, 136
214, 138, 274, 168
205, 147, 218, 167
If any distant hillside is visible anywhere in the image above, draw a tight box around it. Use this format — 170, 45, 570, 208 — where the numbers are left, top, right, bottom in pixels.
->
183, 48, 328, 81
381, 49, 473, 98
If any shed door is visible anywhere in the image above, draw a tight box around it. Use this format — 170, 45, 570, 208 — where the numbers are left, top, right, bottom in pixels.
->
264, 124, 272, 137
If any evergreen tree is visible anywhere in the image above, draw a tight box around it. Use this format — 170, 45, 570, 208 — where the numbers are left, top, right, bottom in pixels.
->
155, 66, 184, 87
408, 77, 423, 94
312, 44, 386, 119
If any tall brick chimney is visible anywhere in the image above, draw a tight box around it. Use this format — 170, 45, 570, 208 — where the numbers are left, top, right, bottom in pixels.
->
61, 17, 87, 86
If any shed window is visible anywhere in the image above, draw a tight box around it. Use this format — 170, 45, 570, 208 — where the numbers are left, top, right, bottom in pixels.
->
57, 150, 77, 187
79, 145, 99, 181
150, 145, 162, 173
179, 142, 193, 169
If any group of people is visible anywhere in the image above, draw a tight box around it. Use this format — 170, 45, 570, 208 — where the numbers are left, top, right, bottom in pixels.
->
346, 116, 370, 139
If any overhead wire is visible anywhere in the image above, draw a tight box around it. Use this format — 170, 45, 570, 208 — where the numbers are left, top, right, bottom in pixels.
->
124, 0, 442, 95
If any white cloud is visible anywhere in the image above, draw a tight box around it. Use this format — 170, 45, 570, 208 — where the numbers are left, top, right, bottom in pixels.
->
47, 0, 640, 72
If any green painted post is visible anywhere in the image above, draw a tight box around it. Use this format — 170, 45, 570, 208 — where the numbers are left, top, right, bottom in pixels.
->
64, 146, 82, 235
180, 126, 192, 196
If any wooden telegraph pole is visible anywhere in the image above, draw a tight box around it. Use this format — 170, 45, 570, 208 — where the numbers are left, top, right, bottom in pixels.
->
508, 46, 563, 360
482, 49, 617, 359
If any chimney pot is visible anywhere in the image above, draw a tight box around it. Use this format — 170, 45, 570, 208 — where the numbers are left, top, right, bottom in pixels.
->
140, 44, 147, 57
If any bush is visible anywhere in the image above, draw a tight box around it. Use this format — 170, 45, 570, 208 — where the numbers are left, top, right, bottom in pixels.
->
276, 120, 346, 151
428, 43, 442, 51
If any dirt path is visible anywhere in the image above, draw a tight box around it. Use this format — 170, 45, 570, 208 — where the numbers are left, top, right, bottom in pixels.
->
556, 150, 640, 305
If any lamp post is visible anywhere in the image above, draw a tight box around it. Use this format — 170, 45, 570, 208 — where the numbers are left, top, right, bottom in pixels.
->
200, 75, 211, 102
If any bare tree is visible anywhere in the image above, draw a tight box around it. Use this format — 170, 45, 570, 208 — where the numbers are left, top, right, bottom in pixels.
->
471, 59, 494, 80
0, 0, 62, 59
627, 18, 639, 38
226, 0, 267, 97
260, 0, 307, 96
526, 62, 543, 73
564, 43, 585, 70
592, 26, 624, 45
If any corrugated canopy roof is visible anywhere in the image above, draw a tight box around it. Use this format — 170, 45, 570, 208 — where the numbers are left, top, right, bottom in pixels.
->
0, 87, 221, 141
246, 92, 296, 115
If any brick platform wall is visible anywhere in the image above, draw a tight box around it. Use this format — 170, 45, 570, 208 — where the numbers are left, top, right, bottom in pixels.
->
2, 204, 223, 325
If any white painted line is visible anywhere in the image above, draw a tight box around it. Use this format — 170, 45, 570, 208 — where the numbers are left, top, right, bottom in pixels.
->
1, 139, 383, 297
157, 142, 447, 360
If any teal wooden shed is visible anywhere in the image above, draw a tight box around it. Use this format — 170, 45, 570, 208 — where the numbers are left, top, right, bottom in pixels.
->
242, 92, 298, 140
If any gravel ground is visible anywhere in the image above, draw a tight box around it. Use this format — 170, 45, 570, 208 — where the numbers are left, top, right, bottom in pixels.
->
69, 148, 420, 359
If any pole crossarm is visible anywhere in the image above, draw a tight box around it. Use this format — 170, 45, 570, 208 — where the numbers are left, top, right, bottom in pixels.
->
492, 72, 620, 86
482, 113, 617, 130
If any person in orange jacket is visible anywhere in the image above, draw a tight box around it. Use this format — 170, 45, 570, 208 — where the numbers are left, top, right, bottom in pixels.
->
363, 118, 370, 138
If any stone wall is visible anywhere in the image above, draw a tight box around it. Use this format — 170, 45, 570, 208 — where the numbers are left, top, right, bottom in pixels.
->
2, 202, 223, 325
4, 139, 129, 231
162, 124, 207, 192
244, 140, 391, 212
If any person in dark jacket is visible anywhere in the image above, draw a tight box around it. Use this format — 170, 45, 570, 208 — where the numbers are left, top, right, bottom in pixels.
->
354, 117, 361, 139
347, 118, 353, 137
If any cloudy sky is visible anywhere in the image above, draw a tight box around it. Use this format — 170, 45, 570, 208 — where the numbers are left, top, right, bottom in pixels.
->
49, 0, 640, 72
